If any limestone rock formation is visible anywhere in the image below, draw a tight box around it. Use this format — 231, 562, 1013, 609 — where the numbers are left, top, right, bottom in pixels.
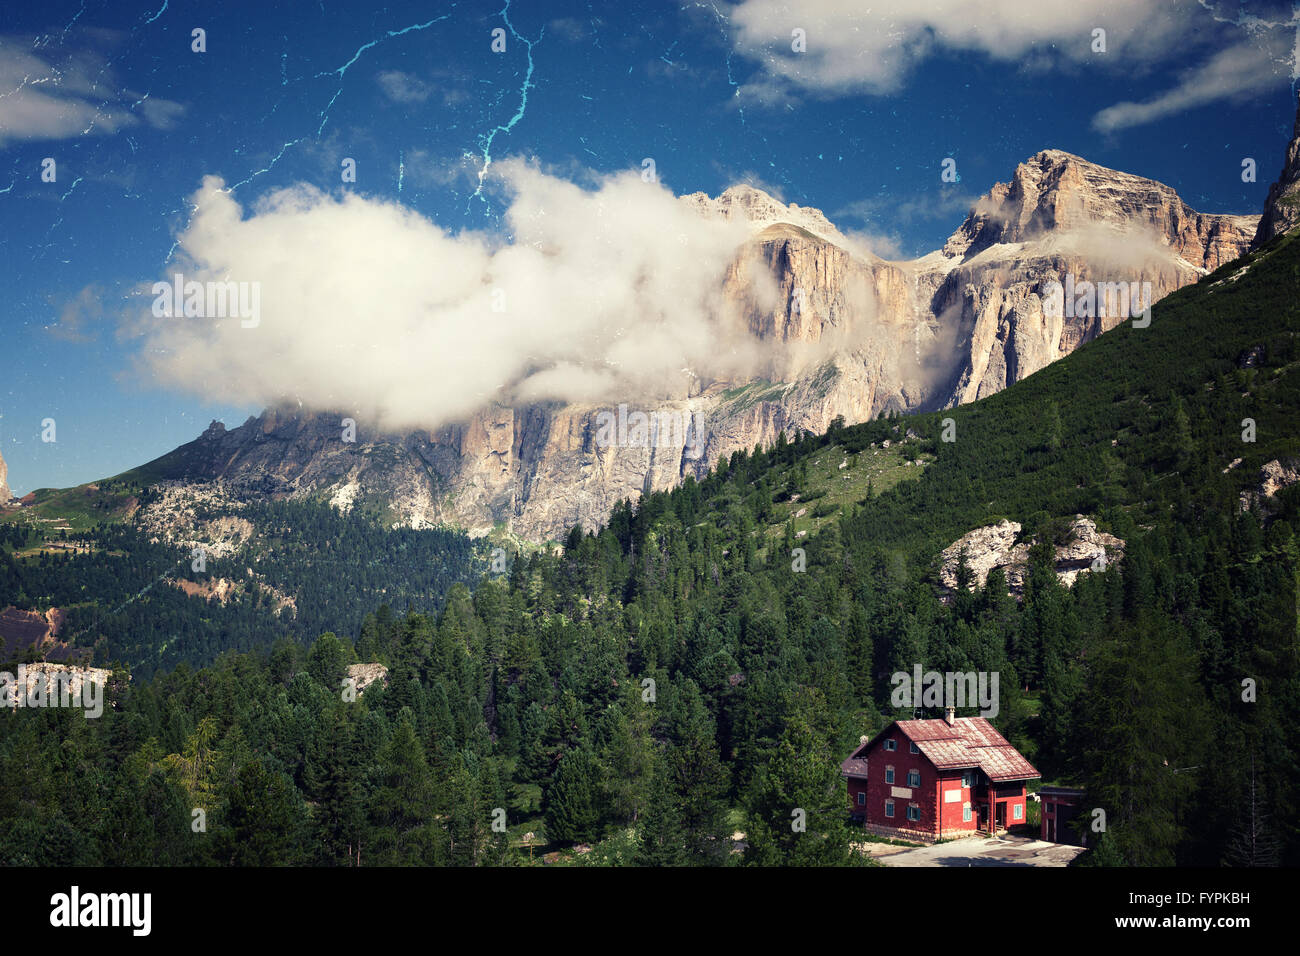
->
1239, 458, 1300, 513
937, 519, 1023, 593
1252, 92, 1300, 249
928, 150, 1257, 406
346, 662, 388, 697
1, 662, 117, 709
0, 449, 10, 503
938, 515, 1124, 600
133, 149, 1263, 541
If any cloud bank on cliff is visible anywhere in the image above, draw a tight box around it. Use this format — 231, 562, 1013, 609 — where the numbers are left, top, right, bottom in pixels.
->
130, 163, 765, 433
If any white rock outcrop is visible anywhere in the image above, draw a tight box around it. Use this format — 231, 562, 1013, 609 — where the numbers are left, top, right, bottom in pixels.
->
347, 662, 389, 696
1239, 458, 1300, 513
939, 515, 1124, 600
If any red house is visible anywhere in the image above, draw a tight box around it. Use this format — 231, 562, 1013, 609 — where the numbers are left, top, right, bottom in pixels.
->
841, 709, 1039, 842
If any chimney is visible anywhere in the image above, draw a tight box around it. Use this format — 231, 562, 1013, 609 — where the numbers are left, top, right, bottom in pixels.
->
944, 706, 956, 726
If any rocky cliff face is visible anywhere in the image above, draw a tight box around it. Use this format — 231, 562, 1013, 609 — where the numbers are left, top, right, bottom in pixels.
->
1252, 92, 1300, 249
1238, 457, 1300, 514
346, 663, 388, 697
927, 150, 1257, 406
0, 450, 10, 503
938, 516, 1125, 600
139, 153, 1261, 541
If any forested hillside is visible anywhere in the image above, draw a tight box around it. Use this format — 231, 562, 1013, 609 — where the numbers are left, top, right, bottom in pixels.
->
2, 232, 1298, 866
0, 499, 483, 679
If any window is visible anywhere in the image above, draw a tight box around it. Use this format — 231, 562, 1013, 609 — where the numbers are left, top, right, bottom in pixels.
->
907, 805, 921, 822
961, 771, 973, 788
884, 800, 894, 818
907, 770, 921, 788
909, 742, 919, 754
963, 804, 972, 822
1014, 804, 1024, 821
884, 739, 897, 752
857, 791, 866, 806
885, 766, 895, 784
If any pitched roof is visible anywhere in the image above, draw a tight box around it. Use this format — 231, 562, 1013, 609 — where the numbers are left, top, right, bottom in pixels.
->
841, 717, 1039, 783
841, 754, 871, 778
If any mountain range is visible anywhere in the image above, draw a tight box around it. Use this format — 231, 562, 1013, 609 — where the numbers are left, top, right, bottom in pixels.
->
17, 94, 1300, 545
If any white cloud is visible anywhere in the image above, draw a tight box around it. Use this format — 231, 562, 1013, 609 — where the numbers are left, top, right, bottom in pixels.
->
376, 70, 432, 104
131, 164, 772, 433
1092, 36, 1289, 132
0, 36, 184, 146
728, 0, 1294, 133
728, 0, 1185, 97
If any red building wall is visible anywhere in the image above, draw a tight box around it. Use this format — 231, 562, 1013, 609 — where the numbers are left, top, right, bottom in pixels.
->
935, 770, 979, 835
848, 729, 1025, 840
858, 732, 948, 838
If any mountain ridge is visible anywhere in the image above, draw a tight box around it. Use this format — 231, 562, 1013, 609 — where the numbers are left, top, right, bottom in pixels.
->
19, 133, 1286, 542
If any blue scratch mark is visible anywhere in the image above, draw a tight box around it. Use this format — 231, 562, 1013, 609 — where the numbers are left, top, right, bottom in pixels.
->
60, 177, 83, 201
222, 138, 304, 193
0, 181, 14, 195
313, 13, 454, 136
469, 0, 543, 211
144, 0, 168, 25
61, 1, 86, 40
315, 87, 347, 136
398, 150, 405, 195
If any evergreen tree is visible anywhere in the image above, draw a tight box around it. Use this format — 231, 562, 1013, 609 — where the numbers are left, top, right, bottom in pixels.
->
544, 747, 603, 845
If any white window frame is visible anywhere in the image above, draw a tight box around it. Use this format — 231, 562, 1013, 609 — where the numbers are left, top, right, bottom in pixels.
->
907, 770, 921, 788
857, 791, 866, 806
909, 742, 919, 754
884, 739, 897, 752
884, 799, 895, 818
885, 766, 895, 784
1014, 803, 1024, 821
907, 805, 921, 822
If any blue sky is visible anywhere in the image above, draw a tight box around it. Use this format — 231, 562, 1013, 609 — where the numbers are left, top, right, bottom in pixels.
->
1, 0, 1298, 494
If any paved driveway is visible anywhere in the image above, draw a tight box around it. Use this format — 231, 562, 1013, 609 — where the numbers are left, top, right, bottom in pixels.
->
859, 833, 1086, 867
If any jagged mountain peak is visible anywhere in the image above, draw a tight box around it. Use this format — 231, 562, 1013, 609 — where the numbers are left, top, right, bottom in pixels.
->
1252, 90, 1300, 250
682, 183, 851, 248
944, 147, 1259, 270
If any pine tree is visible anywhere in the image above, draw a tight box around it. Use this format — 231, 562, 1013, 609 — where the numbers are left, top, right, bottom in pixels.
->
544, 747, 603, 845
634, 760, 688, 866
215, 759, 305, 866
744, 688, 858, 866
